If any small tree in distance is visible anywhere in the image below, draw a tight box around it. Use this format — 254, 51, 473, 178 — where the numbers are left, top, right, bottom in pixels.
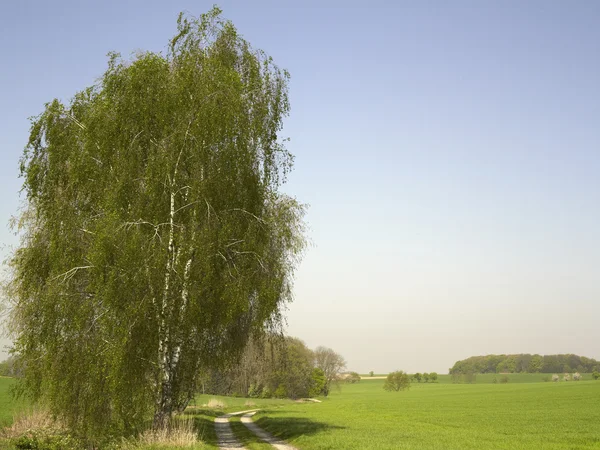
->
369, 371, 374, 377
413, 372, 422, 383
314, 346, 346, 396
430, 372, 438, 382
346, 372, 361, 383
423, 372, 430, 383
384, 371, 411, 392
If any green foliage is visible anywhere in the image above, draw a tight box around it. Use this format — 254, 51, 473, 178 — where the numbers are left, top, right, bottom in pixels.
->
275, 338, 316, 399
369, 371, 374, 377
247, 383, 259, 398
383, 371, 411, 392
593, 371, 600, 380
450, 354, 600, 374
11, 431, 81, 450
309, 368, 327, 397
7, 7, 305, 443
413, 372, 422, 383
500, 375, 510, 384
203, 335, 320, 400
423, 372, 430, 383
429, 372, 438, 382
260, 386, 272, 399
274, 384, 287, 399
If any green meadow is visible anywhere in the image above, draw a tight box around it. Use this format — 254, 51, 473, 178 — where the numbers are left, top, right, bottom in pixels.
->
3, 375, 600, 449
248, 378, 600, 449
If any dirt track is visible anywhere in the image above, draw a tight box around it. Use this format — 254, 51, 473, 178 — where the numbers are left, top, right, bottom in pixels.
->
216, 410, 298, 450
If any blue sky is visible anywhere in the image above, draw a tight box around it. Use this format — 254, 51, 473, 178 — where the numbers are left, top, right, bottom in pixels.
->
1, 1, 599, 372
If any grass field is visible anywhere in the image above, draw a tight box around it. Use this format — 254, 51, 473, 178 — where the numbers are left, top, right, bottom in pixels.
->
3, 375, 600, 449
251, 378, 600, 449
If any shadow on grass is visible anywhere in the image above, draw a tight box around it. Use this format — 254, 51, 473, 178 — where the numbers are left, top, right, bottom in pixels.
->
254, 414, 345, 441
190, 415, 219, 446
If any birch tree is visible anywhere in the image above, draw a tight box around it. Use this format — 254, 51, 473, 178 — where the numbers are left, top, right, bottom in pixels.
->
6, 7, 305, 442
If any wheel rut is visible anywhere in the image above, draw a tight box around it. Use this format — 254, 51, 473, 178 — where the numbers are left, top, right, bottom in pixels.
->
216, 410, 297, 450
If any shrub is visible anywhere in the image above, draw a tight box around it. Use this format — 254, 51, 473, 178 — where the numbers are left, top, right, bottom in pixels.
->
369, 371, 374, 377
542, 376, 550, 382
430, 372, 438, 382
274, 384, 287, 398
593, 371, 600, 380
346, 372, 361, 383
309, 368, 327, 397
552, 374, 559, 382
12, 432, 81, 450
247, 383, 260, 398
260, 386, 272, 398
384, 371, 411, 392
4, 410, 81, 450
572, 372, 582, 381
563, 374, 570, 382
500, 375, 509, 383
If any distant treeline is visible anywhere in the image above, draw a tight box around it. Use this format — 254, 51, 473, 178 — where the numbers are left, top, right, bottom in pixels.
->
450, 354, 600, 374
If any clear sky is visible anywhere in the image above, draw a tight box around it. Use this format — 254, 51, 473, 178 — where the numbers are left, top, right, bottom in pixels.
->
1, 0, 599, 373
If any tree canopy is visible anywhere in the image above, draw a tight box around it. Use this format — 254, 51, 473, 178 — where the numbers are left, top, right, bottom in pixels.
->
450, 354, 600, 374
383, 370, 411, 392
314, 346, 346, 396
5, 7, 305, 443
202, 335, 331, 399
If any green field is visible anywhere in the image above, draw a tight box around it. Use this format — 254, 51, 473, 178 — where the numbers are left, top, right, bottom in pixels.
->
3, 375, 600, 449
435, 372, 589, 384
250, 378, 600, 449
363, 373, 594, 384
